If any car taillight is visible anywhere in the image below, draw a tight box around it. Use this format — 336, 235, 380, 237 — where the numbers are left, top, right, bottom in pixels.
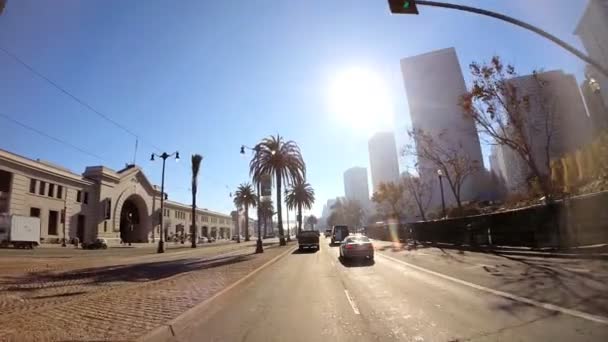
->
345, 244, 354, 249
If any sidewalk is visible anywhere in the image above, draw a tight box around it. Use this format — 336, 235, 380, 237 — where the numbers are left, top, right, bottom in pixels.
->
0, 242, 293, 341
375, 239, 608, 260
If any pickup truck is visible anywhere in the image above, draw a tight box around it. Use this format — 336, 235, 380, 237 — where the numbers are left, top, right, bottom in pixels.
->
297, 230, 320, 251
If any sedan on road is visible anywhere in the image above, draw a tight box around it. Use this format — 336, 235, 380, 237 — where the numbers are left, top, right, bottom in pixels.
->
339, 236, 374, 261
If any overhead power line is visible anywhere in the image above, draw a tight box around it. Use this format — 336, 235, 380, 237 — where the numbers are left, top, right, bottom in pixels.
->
0, 46, 164, 152
0, 111, 109, 162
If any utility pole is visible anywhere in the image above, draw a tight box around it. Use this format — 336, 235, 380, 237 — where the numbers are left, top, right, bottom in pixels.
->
62, 191, 67, 247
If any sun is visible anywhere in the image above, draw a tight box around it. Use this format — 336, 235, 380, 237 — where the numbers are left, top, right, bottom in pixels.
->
327, 67, 394, 135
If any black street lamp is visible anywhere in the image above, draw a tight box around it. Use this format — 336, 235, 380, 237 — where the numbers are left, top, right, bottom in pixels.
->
151, 151, 179, 253
437, 169, 446, 218
241, 144, 264, 254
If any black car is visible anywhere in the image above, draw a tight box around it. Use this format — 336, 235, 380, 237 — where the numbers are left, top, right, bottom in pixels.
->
330, 225, 349, 245
81, 238, 108, 250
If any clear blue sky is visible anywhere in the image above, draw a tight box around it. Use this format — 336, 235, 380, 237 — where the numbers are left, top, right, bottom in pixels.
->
0, 0, 589, 217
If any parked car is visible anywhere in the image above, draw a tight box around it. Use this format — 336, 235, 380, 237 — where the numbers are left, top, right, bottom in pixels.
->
199, 237, 209, 243
208, 237, 216, 243
81, 238, 108, 250
297, 230, 320, 251
339, 236, 374, 261
330, 225, 349, 245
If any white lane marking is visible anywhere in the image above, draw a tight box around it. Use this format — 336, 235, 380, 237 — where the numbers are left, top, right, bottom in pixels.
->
377, 253, 608, 325
563, 267, 590, 273
344, 289, 360, 315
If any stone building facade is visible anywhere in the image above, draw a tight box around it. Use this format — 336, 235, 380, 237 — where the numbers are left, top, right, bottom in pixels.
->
0, 148, 233, 244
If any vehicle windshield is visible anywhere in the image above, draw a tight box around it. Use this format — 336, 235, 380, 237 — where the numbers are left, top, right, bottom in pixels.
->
346, 236, 371, 243
1, 1, 607, 341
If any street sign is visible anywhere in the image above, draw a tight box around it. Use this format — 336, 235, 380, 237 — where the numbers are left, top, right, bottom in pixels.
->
388, 0, 419, 15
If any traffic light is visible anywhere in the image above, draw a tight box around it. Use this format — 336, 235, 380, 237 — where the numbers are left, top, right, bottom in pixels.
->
388, 0, 419, 15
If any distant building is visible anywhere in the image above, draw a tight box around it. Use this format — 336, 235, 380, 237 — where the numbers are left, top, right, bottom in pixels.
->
575, 0, 608, 109
368, 132, 400, 194
343, 167, 370, 209
495, 70, 593, 194
0, 148, 233, 244
400, 47, 485, 208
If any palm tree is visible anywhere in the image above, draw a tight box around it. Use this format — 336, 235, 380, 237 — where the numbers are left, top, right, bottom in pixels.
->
190, 154, 203, 248
233, 183, 257, 242
285, 179, 315, 234
258, 199, 274, 237
249, 135, 305, 245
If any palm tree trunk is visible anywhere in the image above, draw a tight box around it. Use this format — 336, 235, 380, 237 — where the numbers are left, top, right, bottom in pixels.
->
245, 206, 250, 241
191, 190, 197, 248
298, 202, 302, 234
276, 171, 286, 246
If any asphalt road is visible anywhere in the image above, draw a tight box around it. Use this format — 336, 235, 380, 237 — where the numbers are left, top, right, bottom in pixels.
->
180, 236, 608, 342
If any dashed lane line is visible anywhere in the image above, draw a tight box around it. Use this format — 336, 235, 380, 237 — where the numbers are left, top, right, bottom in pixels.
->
344, 289, 360, 315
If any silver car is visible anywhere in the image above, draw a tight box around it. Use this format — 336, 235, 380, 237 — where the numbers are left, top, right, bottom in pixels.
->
339, 236, 374, 261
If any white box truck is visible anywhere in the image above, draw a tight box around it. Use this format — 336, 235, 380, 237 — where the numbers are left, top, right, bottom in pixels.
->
0, 214, 41, 249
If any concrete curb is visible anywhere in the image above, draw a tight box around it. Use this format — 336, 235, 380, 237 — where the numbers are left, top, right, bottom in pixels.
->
137, 245, 296, 342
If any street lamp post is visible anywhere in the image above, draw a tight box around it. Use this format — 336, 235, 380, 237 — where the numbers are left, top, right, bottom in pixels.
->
151, 151, 179, 253
240, 144, 264, 253
437, 169, 446, 218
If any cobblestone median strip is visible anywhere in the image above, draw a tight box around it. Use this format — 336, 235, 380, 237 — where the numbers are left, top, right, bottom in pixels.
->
0, 244, 291, 341
0, 243, 256, 318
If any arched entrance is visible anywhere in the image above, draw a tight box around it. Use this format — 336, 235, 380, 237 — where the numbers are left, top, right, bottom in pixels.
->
119, 195, 149, 243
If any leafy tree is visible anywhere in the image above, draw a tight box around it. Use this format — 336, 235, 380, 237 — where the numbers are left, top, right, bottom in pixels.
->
327, 199, 364, 230
249, 135, 305, 245
285, 179, 315, 234
233, 183, 257, 242
406, 129, 481, 212
190, 154, 203, 248
372, 181, 406, 220
306, 215, 318, 230
460, 56, 558, 199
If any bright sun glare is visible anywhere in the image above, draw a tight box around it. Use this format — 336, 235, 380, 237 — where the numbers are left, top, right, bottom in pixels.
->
328, 67, 394, 135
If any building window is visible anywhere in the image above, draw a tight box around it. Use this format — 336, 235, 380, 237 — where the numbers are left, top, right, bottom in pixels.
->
76, 190, 82, 203
57, 185, 63, 199
104, 198, 111, 219
83, 192, 89, 204
48, 183, 54, 197
48, 210, 58, 235
39, 181, 46, 195
30, 207, 40, 218
29, 179, 36, 194
104, 221, 107, 232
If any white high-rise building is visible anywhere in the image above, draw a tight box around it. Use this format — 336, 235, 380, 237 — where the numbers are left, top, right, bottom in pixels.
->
343, 167, 370, 209
575, 0, 608, 109
494, 70, 592, 194
368, 132, 400, 194
400, 47, 485, 208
